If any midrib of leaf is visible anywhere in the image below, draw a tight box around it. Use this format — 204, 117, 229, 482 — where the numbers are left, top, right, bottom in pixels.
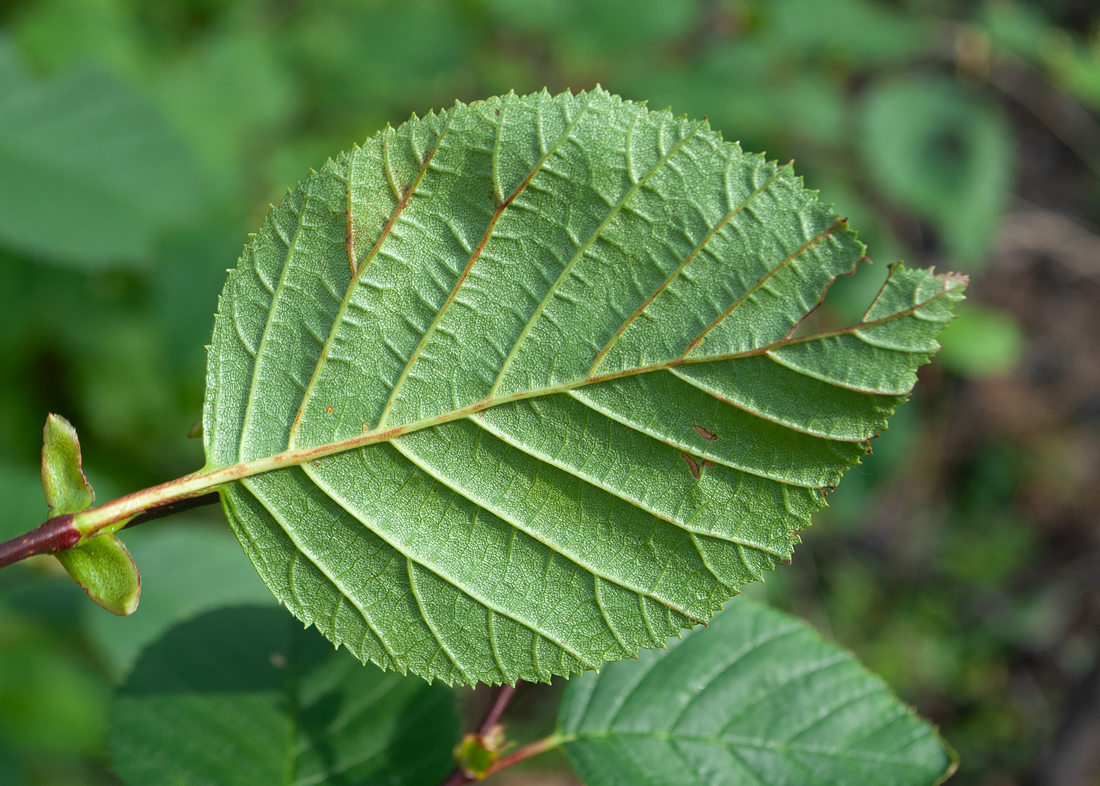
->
276, 282, 955, 461
70, 276, 953, 544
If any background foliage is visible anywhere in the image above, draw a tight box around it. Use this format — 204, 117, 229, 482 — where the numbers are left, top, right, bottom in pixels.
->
0, 0, 1097, 784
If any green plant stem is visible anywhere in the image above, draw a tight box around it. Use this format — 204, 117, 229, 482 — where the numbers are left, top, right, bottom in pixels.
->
0, 493, 222, 569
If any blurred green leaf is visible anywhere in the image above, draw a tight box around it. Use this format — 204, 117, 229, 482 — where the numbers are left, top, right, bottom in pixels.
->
286, 0, 468, 133
0, 39, 202, 268
762, 0, 933, 67
558, 599, 954, 786
13, 0, 148, 79
0, 461, 47, 543
983, 1, 1051, 61
942, 513, 1035, 587
110, 606, 459, 786
1046, 36, 1100, 110
861, 76, 1013, 268
82, 522, 275, 678
0, 634, 108, 756
936, 302, 1025, 378
157, 29, 297, 197
489, 0, 700, 50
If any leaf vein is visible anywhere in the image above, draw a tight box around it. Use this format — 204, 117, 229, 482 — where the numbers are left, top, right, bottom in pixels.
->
489, 116, 710, 398
301, 462, 598, 671
388, 435, 706, 624
375, 91, 600, 429
588, 160, 790, 375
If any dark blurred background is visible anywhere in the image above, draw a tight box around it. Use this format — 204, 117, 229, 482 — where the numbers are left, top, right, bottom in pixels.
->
0, 1, 1098, 784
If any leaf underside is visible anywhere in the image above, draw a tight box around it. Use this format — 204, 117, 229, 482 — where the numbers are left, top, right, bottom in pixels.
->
204, 88, 964, 685
558, 599, 954, 786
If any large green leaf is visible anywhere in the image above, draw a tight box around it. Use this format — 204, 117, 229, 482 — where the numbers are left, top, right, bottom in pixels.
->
204, 88, 965, 685
110, 606, 459, 786
558, 599, 954, 786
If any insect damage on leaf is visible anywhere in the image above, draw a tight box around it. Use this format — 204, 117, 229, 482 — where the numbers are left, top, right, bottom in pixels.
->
203, 87, 965, 685
693, 425, 718, 441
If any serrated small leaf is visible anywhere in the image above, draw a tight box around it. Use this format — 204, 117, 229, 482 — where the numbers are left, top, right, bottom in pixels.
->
110, 606, 459, 786
204, 88, 965, 685
557, 599, 955, 786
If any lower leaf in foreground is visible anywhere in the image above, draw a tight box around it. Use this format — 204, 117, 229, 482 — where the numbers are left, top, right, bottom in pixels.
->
557, 598, 955, 786
109, 606, 459, 786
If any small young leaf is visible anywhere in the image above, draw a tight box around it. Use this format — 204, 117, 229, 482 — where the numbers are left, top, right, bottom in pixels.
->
41, 413, 141, 615
204, 88, 965, 685
53, 534, 140, 617
557, 599, 955, 786
41, 413, 94, 515
110, 606, 459, 786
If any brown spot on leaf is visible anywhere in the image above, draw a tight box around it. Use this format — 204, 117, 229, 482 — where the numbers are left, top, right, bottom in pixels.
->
326, 407, 333, 414
682, 453, 701, 480
494, 108, 501, 116
702, 460, 715, 469
693, 425, 718, 441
